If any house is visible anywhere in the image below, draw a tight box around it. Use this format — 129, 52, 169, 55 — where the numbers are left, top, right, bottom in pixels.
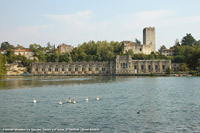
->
13, 49, 34, 59
161, 49, 175, 56
57, 43, 73, 54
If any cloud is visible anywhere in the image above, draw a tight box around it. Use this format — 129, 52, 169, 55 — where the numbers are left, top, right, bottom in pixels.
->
44, 10, 93, 26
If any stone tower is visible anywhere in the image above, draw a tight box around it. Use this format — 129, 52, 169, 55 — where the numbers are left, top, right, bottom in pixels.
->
143, 27, 156, 52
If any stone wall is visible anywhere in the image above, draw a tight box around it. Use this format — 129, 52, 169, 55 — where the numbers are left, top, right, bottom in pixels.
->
115, 55, 171, 74
123, 27, 156, 55
31, 55, 171, 75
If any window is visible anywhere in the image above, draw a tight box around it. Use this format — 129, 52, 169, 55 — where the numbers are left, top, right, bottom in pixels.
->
75, 68, 78, 71
141, 65, 144, 70
69, 68, 71, 71
162, 65, 165, 70
42, 68, 44, 71
121, 63, 127, 68
140, 48, 142, 51
148, 65, 151, 70
134, 65, 137, 69
48, 68, 51, 71
89, 68, 92, 71
36, 68, 38, 71
96, 68, 98, 71
102, 68, 105, 72
82, 68, 85, 71
62, 68, 65, 71
55, 68, 58, 71
155, 65, 158, 70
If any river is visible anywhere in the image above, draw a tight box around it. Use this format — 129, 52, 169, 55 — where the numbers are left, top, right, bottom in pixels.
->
0, 76, 200, 132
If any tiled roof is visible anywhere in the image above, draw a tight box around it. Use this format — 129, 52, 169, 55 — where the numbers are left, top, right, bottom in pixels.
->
13, 49, 32, 52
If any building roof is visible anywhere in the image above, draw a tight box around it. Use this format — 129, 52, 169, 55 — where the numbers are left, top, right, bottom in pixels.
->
57, 43, 73, 48
13, 49, 32, 52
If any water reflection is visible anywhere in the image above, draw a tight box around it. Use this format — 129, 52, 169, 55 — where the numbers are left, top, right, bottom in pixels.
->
0, 76, 137, 90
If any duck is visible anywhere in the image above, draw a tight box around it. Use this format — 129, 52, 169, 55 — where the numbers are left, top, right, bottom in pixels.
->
96, 96, 100, 101
33, 98, 37, 103
72, 98, 76, 104
59, 100, 62, 105
85, 97, 89, 102
67, 97, 71, 103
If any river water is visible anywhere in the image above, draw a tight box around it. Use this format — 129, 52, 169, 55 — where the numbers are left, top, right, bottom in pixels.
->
0, 76, 200, 132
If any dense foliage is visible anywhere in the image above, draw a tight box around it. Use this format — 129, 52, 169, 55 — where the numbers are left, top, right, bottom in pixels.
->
0, 53, 6, 75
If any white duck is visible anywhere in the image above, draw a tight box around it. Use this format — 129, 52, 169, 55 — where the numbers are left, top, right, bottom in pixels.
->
59, 100, 62, 105
67, 97, 71, 103
96, 96, 100, 101
33, 98, 37, 103
72, 98, 76, 104
85, 97, 89, 102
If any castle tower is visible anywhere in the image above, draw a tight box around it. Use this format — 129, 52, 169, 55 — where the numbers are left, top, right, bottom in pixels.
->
143, 27, 156, 52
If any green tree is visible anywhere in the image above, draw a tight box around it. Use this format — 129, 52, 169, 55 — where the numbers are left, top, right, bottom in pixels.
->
0, 42, 15, 50
159, 45, 167, 53
29, 43, 46, 62
0, 53, 6, 75
59, 53, 71, 62
180, 63, 189, 71
181, 33, 196, 46
6, 49, 17, 63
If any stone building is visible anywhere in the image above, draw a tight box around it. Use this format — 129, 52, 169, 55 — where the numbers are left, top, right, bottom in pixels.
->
57, 43, 73, 54
31, 55, 172, 75
161, 49, 175, 56
123, 27, 156, 54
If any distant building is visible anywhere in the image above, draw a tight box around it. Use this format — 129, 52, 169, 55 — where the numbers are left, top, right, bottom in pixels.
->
31, 55, 172, 75
123, 27, 156, 54
161, 49, 175, 56
57, 43, 73, 54
13, 49, 34, 60
0, 50, 7, 55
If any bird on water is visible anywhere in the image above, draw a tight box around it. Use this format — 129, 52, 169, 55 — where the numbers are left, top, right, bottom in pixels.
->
33, 98, 37, 103
72, 98, 76, 104
96, 96, 100, 101
67, 97, 71, 103
59, 100, 62, 105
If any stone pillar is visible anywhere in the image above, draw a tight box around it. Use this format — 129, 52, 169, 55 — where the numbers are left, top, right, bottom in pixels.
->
145, 60, 148, 73
159, 60, 162, 73
152, 61, 155, 73
138, 61, 141, 73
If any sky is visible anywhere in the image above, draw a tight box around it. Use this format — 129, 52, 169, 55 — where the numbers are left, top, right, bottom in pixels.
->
1, 0, 200, 50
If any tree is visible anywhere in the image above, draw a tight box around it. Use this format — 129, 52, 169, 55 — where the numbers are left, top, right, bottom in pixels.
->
175, 39, 180, 46
0, 53, 6, 75
6, 49, 17, 63
126, 49, 134, 57
181, 33, 196, 46
158, 45, 167, 53
0, 42, 15, 50
180, 63, 189, 71
59, 53, 71, 62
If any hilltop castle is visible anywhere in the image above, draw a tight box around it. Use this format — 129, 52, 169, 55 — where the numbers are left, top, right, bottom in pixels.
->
122, 27, 156, 54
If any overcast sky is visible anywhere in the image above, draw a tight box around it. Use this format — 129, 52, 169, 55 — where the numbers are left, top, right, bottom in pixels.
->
1, 0, 200, 50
